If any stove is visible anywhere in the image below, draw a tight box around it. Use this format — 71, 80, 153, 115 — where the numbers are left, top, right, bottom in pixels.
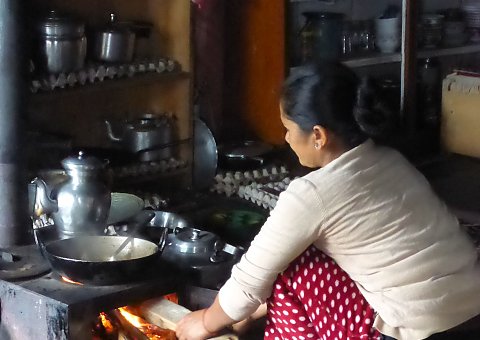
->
0, 245, 177, 340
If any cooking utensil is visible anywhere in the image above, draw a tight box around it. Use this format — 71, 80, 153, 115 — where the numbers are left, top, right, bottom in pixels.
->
105, 114, 177, 155
193, 119, 218, 190
37, 10, 87, 74
41, 234, 167, 285
93, 13, 136, 64
217, 140, 273, 170
31, 151, 111, 238
162, 227, 244, 267
109, 211, 155, 261
161, 227, 244, 289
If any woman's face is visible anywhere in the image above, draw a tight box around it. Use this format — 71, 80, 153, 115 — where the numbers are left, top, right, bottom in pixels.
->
280, 106, 317, 168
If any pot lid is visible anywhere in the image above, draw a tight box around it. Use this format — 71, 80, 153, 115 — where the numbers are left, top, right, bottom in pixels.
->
40, 10, 85, 37
62, 151, 107, 172
100, 13, 134, 34
169, 228, 218, 254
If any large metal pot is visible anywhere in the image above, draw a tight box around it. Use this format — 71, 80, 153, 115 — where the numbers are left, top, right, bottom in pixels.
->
40, 234, 167, 285
37, 10, 87, 74
93, 13, 136, 64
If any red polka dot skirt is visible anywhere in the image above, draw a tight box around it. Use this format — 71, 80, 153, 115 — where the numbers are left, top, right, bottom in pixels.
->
264, 245, 381, 340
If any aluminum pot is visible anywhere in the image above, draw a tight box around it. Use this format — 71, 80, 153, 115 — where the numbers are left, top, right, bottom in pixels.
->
38, 10, 87, 74
93, 13, 135, 64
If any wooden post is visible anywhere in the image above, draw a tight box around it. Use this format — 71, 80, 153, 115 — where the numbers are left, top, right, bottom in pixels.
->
401, 0, 419, 135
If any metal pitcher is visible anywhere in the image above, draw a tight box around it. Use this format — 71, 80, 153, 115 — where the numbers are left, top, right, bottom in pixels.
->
31, 151, 111, 238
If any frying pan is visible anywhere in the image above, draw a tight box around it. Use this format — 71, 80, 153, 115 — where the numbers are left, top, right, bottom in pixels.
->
217, 140, 273, 170
35, 229, 168, 285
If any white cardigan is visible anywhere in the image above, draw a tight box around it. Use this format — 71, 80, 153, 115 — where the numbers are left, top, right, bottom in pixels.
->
218, 140, 480, 340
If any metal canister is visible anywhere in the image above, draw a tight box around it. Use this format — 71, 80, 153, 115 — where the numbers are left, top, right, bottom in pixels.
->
38, 10, 87, 74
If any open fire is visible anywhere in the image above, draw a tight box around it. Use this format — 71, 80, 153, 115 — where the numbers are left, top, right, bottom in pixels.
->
93, 297, 177, 340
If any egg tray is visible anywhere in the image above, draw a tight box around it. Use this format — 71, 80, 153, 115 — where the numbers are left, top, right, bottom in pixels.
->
209, 165, 289, 198
30, 57, 179, 93
238, 177, 298, 211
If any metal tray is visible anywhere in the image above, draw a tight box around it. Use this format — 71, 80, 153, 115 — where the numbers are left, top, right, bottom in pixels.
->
193, 119, 217, 190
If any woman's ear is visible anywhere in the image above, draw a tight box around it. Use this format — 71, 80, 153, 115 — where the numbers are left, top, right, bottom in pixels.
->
312, 125, 328, 149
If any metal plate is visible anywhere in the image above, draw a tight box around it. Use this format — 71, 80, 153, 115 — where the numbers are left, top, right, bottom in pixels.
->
107, 192, 144, 225
193, 119, 217, 190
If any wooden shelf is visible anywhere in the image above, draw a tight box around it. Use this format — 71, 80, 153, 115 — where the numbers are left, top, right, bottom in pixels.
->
30, 71, 191, 98
342, 53, 402, 67
290, 43, 480, 72
417, 43, 480, 59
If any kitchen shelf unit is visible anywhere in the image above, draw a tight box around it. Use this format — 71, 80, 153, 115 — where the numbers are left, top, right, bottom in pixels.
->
286, 0, 480, 139
27, 0, 194, 187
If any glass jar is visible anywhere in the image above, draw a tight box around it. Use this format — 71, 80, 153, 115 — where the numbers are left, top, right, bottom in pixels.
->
418, 57, 442, 128
299, 12, 345, 62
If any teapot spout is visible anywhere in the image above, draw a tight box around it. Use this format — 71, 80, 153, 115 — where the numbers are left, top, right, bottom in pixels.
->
30, 178, 58, 217
105, 120, 123, 142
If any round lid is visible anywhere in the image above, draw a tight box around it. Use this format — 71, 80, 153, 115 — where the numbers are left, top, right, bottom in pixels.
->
40, 10, 85, 37
101, 13, 134, 34
169, 228, 218, 255
61, 151, 107, 172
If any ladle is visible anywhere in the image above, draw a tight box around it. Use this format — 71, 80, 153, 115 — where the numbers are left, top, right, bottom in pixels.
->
109, 211, 155, 261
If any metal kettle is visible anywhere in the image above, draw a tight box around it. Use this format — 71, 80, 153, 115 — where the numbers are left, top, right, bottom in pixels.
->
162, 227, 244, 267
105, 114, 175, 154
31, 151, 111, 238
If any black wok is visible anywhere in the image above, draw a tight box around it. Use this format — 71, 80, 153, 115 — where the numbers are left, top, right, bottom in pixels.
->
39, 232, 167, 285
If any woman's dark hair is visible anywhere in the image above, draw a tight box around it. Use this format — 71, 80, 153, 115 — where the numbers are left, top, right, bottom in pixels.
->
280, 62, 395, 148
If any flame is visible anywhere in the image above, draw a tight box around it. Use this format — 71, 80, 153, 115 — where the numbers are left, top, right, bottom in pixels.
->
99, 313, 115, 333
117, 307, 176, 340
118, 307, 146, 329
61, 276, 83, 285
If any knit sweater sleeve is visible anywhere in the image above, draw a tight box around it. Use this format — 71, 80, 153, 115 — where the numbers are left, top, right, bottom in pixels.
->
218, 177, 326, 321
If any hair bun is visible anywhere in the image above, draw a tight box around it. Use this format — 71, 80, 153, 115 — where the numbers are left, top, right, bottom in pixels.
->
353, 77, 396, 138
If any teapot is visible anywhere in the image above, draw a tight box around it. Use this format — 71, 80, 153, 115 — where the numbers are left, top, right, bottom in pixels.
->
105, 114, 175, 154
31, 151, 111, 238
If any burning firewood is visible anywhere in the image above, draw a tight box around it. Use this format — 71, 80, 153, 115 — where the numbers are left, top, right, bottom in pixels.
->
108, 307, 176, 340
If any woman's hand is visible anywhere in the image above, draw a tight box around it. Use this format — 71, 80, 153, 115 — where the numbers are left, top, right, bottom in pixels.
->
175, 309, 216, 340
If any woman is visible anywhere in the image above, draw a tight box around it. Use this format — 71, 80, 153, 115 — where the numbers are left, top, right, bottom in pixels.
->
176, 63, 480, 340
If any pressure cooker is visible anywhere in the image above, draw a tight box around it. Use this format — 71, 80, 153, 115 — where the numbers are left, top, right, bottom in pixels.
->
93, 13, 136, 64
